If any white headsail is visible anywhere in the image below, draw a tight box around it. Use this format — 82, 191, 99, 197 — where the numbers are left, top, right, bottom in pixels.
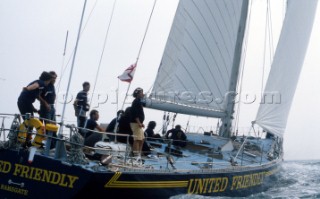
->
147, 0, 247, 118
255, 0, 318, 137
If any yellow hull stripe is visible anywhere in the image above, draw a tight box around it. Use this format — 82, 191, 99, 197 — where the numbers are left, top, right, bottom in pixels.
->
105, 167, 279, 189
105, 172, 188, 189
264, 168, 279, 177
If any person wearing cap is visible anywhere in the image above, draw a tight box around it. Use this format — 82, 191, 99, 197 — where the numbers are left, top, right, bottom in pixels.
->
130, 87, 145, 157
17, 71, 52, 120
165, 124, 187, 147
39, 71, 57, 123
74, 82, 90, 128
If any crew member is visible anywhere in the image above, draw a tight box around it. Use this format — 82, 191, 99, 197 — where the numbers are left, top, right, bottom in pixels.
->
82, 109, 105, 147
18, 71, 52, 120
130, 87, 145, 158
74, 82, 90, 128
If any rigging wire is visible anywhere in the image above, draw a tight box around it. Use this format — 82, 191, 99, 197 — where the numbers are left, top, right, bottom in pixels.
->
58, 0, 88, 136
185, 115, 191, 133
89, 0, 117, 107
215, 120, 220, 135
136, 0, 157, 62
283, 0, 287, 21
171, 113, 177, 129
55, 31, 69, 109
120, 0, 158, 110
261, 0, 274, 96
269, 2, 274, 58
55, 0, 98, 90
233, 0, 253, 133
261, 0, 269, 96
116, 78, 120, 112
162, 112, 170, 135
267, 0, 275, 66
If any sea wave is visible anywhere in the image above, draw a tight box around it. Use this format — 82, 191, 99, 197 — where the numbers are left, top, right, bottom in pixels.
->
171, 160, 320, 199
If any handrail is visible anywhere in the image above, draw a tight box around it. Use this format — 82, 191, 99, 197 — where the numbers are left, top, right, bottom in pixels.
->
0, 114, 280, 173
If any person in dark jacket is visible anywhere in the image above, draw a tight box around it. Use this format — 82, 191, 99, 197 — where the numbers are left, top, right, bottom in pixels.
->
106, 109, 124, 141
39, 71, 57, 123
142, 121, 159, 156
18, 71, 52, 120
165, 125, 187, 147
82, 109, 105, 147
117, 107, 133, 145
130, 87, 145, 157
145, 121, 161, 139
73, 82, 90, 128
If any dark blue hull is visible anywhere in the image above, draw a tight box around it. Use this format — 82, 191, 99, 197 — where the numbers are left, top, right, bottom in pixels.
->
0, 148, 280, 199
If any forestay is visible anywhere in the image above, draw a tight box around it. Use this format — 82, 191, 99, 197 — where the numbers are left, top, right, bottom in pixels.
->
255, 0, 318, 137
147, 0, 246, 118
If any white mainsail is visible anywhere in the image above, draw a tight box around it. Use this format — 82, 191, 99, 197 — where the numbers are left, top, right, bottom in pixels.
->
147, 0, 247, 118
255, 0, 318, 137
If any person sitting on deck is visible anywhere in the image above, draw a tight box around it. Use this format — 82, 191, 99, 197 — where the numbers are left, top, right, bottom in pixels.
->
82, 109, 105, 147
142, 121, 159, 156
106, 109, 124, 141
165, 125, 187, 147
144, 121, 161, 140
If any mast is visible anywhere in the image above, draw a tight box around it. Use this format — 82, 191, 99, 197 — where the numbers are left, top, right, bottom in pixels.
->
219, 0, 249, 138
55, 0, 87, 159
59, 0, 87, 128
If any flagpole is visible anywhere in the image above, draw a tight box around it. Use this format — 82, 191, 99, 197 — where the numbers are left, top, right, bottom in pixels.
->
116, 78, 119, 112
119, 0, 157, 109
116, 0, 157, 143
89, 0, 117, 108
120, 62, 136, 110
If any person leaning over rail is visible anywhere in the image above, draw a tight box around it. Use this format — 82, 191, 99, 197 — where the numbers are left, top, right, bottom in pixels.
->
39, 71, 57, 123
17, 71, 52, 120
38, 71, 58, 148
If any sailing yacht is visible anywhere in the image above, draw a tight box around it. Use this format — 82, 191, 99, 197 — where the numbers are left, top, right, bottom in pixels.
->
0, 0, 317, 198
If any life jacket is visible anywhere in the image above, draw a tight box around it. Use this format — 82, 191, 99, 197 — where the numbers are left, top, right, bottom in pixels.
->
18, 118, 58, 147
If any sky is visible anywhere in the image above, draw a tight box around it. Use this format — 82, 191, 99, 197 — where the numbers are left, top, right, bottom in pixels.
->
0, 0, 319, 160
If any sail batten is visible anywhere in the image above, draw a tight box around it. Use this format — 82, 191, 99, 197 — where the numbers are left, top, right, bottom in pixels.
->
255, 0, 318, 137
148, 0, 246, 117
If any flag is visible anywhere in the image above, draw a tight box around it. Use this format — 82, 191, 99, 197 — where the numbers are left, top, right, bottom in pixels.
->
117, 63, 137, 83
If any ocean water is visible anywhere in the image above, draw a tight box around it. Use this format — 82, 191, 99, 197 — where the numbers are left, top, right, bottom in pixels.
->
171, 160, 320, 199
